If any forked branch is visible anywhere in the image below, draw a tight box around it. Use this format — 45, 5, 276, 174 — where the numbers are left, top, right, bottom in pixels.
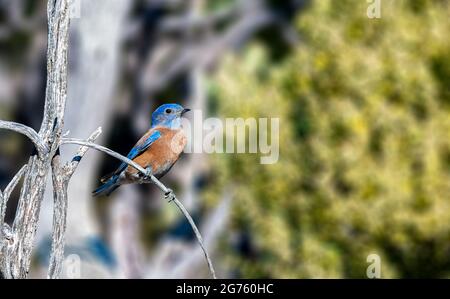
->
1, 0, 71, 278
48, 127, 103, 279
0, 121, 47, 155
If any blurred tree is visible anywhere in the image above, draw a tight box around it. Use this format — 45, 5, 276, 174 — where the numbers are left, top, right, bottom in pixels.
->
207, 0, 450, 278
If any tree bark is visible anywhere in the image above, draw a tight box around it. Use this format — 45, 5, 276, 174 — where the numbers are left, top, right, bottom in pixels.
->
0, 0, 71, 279
37, 0, 132, 252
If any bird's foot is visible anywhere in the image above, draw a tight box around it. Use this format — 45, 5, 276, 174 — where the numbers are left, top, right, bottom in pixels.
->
164, 188, 175, 203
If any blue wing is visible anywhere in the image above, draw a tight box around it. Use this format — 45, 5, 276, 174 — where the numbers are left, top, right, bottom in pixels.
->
114, 130, 161, 175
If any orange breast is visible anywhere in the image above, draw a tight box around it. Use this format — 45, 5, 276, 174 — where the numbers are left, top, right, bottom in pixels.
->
126, 126, 187, 178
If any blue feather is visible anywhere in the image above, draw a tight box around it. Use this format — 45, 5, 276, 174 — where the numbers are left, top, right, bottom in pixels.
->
114, 130, 161, 175
92, 131, 161, 197
92, 175, 120, 196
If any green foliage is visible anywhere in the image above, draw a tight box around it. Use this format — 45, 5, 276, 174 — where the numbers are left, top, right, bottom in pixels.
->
207, 0, 450, 278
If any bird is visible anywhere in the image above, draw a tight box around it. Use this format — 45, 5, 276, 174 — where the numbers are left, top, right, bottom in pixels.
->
93, 103, 190, 197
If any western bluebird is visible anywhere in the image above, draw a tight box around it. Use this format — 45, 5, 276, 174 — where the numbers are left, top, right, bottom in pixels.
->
93, 103, 190, 196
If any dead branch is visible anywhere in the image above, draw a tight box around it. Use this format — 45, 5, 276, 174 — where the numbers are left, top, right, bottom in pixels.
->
0, 121, 48, 155
48, 128, 102, 279
0, 0, 70, 279
0, 165, 28, 255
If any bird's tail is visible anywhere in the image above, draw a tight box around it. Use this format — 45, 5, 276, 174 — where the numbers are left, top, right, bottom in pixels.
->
92, 175, 121, 197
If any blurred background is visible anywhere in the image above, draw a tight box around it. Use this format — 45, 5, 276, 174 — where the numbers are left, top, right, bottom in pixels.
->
0, 0, 449, 278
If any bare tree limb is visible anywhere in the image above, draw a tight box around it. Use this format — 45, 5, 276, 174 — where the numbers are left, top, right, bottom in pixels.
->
61, 139, 148, 175
0, 0, 71, 279
38, 0, 71, 143
0, 191, 4, 257
151, 192, 231, 278
0, 121, 48, 155
0, 190, 3, 230
35, 2, 134, 275
65, 128, 103, 177
60, 138, 217, 279
48, 152, 66, 279
3, 164, 28, 207
171, 197, 216, 279
48, 128, 102, 279
0, 164, 28, 248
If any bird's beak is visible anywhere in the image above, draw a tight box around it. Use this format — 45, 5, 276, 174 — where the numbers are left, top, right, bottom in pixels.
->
181, 108, 191, 115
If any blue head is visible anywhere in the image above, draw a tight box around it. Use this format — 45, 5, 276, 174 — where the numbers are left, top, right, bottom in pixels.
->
151, 103, 190, 129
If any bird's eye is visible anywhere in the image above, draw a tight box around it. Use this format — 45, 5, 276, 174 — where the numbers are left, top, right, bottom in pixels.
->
165, 108, 172, 114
